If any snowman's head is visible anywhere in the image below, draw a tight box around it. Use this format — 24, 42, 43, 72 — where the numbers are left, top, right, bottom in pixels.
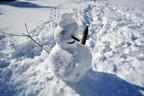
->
54, 13, 80, 52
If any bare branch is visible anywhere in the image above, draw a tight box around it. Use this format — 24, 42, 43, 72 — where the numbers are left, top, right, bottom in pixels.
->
0, 30, 26, 37
24, 23, 30, 35
24, 23, 50, 54
26, 33, 50, 54
0, 23, 50, 54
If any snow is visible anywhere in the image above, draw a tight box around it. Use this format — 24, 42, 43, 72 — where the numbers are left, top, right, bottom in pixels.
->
0, 0, 144, 96
47, 13, 92, 82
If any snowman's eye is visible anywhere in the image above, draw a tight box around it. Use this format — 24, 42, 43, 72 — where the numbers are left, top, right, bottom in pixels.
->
61, 30, 65, 35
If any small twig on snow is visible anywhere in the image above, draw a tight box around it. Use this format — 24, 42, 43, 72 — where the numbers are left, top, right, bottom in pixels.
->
0, 23, 50, 54
23, 23, 50, 54
0, 30, 26, 37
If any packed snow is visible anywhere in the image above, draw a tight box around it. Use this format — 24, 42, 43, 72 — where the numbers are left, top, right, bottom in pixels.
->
0, 0, 144, 96
47, 13, 92, 82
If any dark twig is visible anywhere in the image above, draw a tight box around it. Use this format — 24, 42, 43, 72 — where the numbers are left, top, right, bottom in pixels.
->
0, 23, 50, 54
24, 23, 50, 54
0, 30, 26, 37
24, 23, 30, 35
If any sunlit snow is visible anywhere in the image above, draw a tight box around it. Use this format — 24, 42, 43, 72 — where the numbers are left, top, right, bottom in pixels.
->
0, 0, 144, 96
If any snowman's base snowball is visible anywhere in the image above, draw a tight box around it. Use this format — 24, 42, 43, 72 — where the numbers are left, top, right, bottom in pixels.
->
48, 44, 92, 83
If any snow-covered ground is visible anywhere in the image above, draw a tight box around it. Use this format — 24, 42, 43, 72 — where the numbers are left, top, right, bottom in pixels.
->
0, 0, 144, 96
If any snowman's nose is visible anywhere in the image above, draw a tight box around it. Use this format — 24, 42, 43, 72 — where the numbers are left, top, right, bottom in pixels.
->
71, 35, 80, 42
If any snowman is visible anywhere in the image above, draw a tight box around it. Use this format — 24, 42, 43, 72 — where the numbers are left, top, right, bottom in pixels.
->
48, 13, 92, 82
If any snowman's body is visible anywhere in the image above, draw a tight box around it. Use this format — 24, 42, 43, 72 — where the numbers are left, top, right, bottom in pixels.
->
48, 13, 92, 82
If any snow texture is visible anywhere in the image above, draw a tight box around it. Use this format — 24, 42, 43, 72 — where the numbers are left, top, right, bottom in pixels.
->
0, 0, 144, 96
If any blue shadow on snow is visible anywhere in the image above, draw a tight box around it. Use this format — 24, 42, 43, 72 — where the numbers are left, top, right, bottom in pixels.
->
12, 41, 42, 59
66, 70, 144, 96
0, 69, 16, 96
0, 1, 56, 8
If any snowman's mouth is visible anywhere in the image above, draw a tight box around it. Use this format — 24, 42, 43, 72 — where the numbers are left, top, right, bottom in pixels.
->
67, 35, 80, 44
71, 35, 80, 42
67, 40, 75, 44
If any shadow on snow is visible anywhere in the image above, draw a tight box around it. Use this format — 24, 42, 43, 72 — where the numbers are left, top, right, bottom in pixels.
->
0, 9, 3, 15
0, 69, 16, 96
66, 70, 144, 96
0, 0, 56, 9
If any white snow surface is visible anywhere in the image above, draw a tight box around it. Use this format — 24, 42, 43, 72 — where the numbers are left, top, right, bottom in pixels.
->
0, 0, 144, 96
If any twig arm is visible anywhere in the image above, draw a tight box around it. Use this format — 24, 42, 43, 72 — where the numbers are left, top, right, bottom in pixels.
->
0, 30, 26, 37
24, 23, 50, 54
0, 23, 50, 54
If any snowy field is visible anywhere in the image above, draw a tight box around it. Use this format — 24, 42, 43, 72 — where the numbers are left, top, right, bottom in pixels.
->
0, 0, 144, 96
